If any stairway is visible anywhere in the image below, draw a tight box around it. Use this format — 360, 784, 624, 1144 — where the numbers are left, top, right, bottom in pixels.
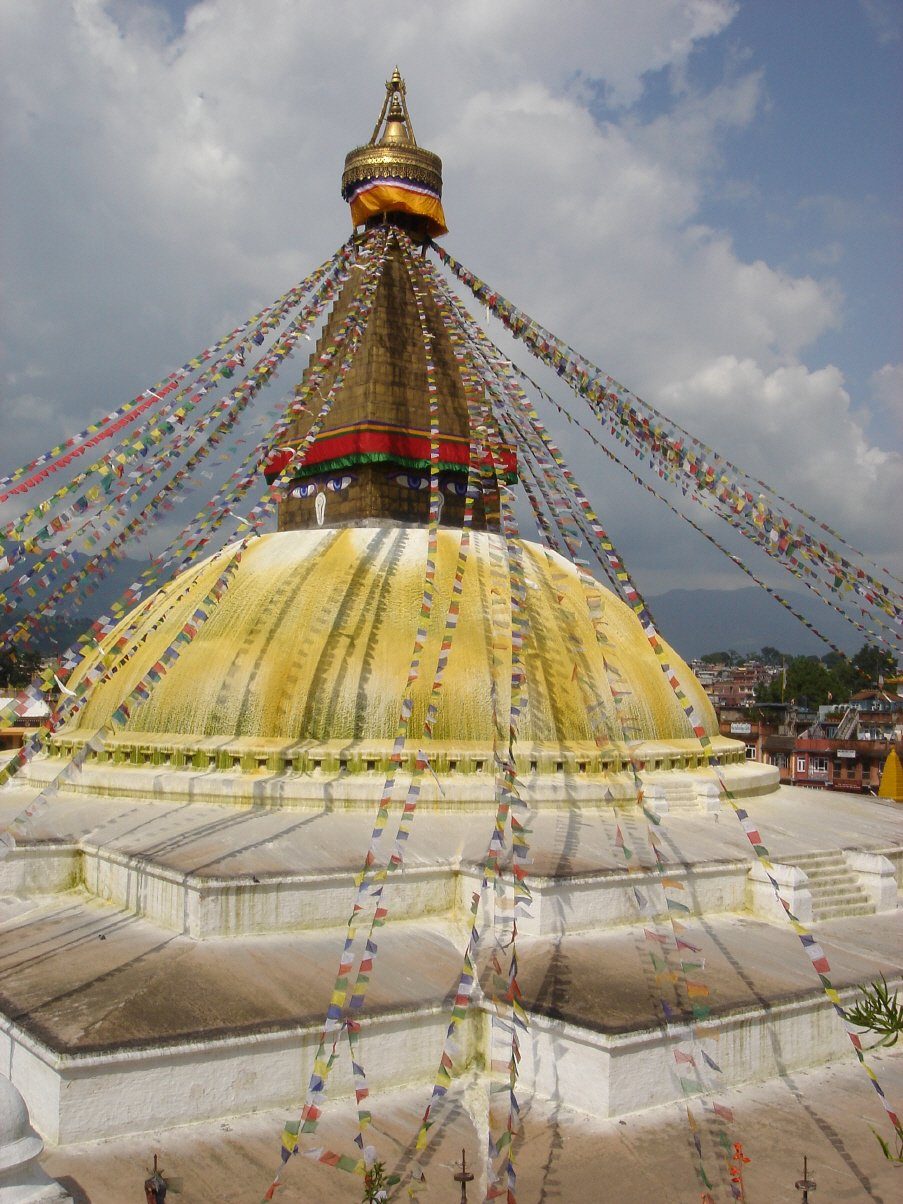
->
834, 707, 859, 739
788, 851, 875, 921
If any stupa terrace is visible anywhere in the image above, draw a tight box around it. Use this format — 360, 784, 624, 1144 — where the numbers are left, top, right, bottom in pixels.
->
0, 773, 900, 1151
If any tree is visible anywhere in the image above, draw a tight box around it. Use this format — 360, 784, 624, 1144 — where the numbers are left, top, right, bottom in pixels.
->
700, 650, 742, 666
821, 643, 899, 699
755, 655, 847, 709
0, 645, 43, 690
850, 643, 898, 687
758, 645, 785, 667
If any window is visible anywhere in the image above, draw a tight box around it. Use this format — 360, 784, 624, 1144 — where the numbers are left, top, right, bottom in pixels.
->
811, 757, 828, 774
745, 745, 757, 760
796, 756, 806, 773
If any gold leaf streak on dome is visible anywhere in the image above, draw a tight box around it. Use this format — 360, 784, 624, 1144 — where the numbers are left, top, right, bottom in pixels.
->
59, 529, 721, 758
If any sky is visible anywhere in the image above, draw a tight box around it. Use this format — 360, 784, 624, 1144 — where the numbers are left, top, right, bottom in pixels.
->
1, 0, 900, 636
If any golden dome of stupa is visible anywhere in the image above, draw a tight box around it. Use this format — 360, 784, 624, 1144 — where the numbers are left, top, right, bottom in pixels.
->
56, 529, 726, 778
51, 72, 742, 791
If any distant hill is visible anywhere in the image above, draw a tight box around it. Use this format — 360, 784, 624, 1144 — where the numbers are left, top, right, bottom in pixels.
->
6, 553, 150, 654
66, 552, 148, 619
647, 586, 860, 661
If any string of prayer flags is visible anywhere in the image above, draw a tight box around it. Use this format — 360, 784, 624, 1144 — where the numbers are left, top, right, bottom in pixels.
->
332, 232, 482, 1153
1, 247, 356, 742
0, 248, 339, 553
0, 244, 347, 627
0, 285, 287, 497
430, 243, 902, 646
553, 547, 732, 1188
263, 232, 447, 1185
1, 245, 354, 668
411, 240, 533, 1201
512, 369, 866, 661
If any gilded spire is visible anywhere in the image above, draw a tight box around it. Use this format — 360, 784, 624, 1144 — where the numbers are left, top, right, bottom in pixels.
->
342, 69, 447, 238
368, 67, 417, 147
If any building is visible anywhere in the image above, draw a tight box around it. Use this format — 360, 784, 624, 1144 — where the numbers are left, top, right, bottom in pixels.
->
717, 685, 903, 794
693, 659, 779, 711
0, 694, 50, 752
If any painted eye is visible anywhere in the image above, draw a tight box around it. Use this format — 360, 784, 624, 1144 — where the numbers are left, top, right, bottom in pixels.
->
291, 481, 317, 498
394, 473, 429, 491
443, 478, 468, 496
326, 475, 354, 492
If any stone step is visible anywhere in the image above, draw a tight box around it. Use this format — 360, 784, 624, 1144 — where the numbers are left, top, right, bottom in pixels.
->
806, 876, 861, 894
809, 895, 871, 913
812, 901, 876, 920
799, 852, 848, 863
790, 853, 847, 869
804, 881, 871, 900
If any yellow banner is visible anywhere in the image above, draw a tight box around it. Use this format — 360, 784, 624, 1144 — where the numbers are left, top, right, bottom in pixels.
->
349, 183, 447, 236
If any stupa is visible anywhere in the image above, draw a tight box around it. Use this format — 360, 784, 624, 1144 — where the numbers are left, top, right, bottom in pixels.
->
44, 68, 744, 796
0, 1078, 69, 1203
0, 71, 900, 1202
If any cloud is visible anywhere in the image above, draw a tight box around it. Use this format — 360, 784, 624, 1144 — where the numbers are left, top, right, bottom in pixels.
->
1, 0, 898, 593
659, 357, 902, 555
859, 0, 901, 45
870, 363, 903, 437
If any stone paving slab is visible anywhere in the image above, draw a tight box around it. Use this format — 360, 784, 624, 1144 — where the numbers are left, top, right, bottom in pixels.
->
0, 897, 463, 1053
518, 911, 903, 1033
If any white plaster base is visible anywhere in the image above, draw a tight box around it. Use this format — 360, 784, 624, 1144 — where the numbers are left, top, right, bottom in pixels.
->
0, 848, 79, 898
494, 861, 750, 938
18, 757, 778, 809
80, 845, 456, 937
0, 1008, 469, 1145
746, 861, 812, 923
520, 985, 879, 1118
7, 844, 755, 939
4, 975, 892, 1145
844, 850, 898, 912
0, 1176, 70, 1203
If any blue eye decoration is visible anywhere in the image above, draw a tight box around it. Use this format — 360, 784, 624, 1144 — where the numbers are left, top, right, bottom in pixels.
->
443, 478, 469, 496
393, 473, 430, 491
326, 475, 354, 492
291, 481, 317, 498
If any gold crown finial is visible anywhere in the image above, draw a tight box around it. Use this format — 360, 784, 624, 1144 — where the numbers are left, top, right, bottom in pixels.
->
342, 69, 448, 237
368, 67, 415, 147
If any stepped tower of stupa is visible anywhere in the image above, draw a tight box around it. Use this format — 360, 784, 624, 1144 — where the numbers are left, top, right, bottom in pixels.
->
0, 71, 899, 1203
